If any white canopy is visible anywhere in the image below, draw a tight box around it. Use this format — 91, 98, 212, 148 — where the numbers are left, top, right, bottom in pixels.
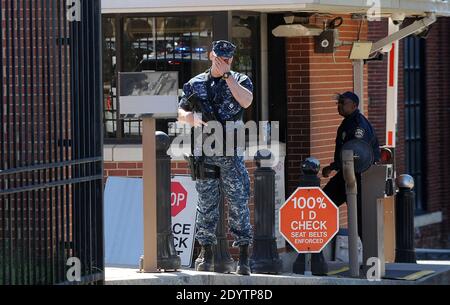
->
102, 0, 450, 16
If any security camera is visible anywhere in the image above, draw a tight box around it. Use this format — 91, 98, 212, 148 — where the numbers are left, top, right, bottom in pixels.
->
391, 13, 406, 25
414, 26, 431, 39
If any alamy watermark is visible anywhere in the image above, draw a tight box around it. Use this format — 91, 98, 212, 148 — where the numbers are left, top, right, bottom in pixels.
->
170, 119, 282, 166
367, 0, 381, 22
366, 257, 382, 281
66, 257, 81, 282
67, 0, 81, 22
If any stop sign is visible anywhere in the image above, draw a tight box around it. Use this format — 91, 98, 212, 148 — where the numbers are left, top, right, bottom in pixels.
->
171, 181, 188, 217
279, 187, 339, 253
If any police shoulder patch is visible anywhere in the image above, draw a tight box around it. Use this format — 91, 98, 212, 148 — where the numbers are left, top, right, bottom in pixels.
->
355, 128, 365, 139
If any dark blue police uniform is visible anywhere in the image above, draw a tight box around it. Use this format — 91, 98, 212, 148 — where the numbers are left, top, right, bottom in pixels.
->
323, 104, 381, 238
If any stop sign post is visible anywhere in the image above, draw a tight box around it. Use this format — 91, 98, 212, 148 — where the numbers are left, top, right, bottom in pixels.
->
280, 187, 339, 274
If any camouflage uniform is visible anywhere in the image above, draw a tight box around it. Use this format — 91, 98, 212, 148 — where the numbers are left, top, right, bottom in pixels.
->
194, 155, 252, 247
178, 40, 253, 247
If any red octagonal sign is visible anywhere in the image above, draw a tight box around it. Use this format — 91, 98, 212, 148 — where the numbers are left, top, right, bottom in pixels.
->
171, 181, 188, 217
279, 187, 339, 253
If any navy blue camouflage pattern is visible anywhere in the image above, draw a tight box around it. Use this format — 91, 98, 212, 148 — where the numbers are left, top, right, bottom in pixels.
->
195, 155, 252, 246
212, 40, 236, 58
178, 70, 253, 123
178, 65, 253, 247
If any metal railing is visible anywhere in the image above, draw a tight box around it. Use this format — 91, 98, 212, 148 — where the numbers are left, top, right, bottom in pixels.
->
0, 0, 104, 285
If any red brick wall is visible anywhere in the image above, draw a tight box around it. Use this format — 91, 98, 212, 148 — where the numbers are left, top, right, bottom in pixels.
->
104, 160, 258, 259
286, 36, 311, 194
104, 162, 144, 177
416, 223, 444, 248
286, 15, 369, 227
367, 20, 388, 146
420, 17, 450, 248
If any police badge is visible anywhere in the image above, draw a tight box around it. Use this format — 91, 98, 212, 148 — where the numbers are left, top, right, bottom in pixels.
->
355, 128, 365, 139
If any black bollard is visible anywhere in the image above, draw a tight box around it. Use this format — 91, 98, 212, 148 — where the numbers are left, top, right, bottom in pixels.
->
156, 131, 181, 271
212, 189, 236, 273
250, 150, 282, 274
395, 174, 416, 263
297, 157, 321, 187
292, 157, 328, 275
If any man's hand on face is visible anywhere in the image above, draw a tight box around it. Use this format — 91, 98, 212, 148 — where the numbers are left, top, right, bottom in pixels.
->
213, 56, 231, 76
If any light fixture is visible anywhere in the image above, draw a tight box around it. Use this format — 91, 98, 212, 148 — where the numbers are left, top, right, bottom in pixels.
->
272, 24, 322, 37
232, 26, 251, 38
232, 16, 251, 38
272, 13, 322, 37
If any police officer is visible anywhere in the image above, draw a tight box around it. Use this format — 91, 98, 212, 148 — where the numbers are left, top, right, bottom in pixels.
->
322, 91, 380, 225
310, 91, 380, 275
177, 40, 253, 275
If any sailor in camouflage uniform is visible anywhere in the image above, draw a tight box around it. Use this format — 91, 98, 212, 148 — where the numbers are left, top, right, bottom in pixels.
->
177, 40, 253, 275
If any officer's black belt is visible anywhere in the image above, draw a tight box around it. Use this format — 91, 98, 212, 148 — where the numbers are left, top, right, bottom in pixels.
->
200, 163, 220, 180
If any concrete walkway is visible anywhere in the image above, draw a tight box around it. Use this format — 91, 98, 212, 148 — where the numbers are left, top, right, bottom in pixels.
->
105, 261, 450, 285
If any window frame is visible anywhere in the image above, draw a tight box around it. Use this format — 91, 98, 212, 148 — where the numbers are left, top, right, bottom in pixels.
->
403, 35, 427, 213
102, 11, 262, 145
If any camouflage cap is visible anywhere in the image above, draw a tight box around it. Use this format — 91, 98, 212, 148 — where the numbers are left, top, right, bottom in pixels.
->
212, 40, 236, 58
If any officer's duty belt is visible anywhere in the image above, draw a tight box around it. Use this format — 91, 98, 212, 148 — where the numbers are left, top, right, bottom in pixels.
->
199, 163, 220, 180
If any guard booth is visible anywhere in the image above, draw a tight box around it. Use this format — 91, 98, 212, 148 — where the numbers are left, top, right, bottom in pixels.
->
0, 0, 104, 284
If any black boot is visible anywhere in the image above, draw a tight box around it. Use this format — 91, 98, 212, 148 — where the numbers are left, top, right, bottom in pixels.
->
196, 245, 214, 272
236, 245, 251, 275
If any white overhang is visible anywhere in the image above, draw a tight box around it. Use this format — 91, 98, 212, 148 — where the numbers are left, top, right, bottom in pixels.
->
101, 0, 450, 16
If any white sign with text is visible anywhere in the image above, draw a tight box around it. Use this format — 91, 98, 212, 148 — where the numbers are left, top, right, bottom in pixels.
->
104, 176, 197, 268
171, 176, 198, 267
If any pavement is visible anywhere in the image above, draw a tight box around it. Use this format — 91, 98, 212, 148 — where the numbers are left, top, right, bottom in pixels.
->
105, 260, 450, 285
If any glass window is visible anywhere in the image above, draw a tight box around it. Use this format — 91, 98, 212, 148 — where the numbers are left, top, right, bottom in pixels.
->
102, 15, 213, 140
103, 17, 118, 139
232, 14, 260, 123
102, 13, 261, 142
